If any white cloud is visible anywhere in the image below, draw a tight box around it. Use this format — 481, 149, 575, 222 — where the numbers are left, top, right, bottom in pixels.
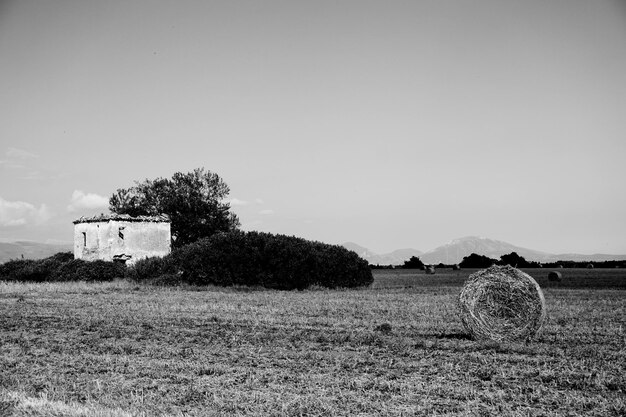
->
7, 147, 39, 160
241, 220, 263, 229
223, 197, 267, 207
0, 197, 51, 227
0, 159, 24, 169
224, 198, 249, 206
67, 190, 109, 212
259, 209, 274, 215
18, 170, 45, 181
3, 218, 27, 227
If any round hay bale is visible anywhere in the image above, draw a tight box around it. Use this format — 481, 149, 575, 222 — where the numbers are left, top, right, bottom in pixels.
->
457, 265, 547, 342
374, 323, 392, 333
452, 264, 461, 271
586, 263, 594, 269
425, 266, 435, 274
547, 271, 562, 282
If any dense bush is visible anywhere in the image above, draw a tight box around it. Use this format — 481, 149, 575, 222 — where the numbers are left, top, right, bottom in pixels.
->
52, 259, 126, 282
0, 259, 40, 281
125, 255, 174, 283
459, 253, 497, 269
0, 252, 125, 282
401, 256, 425, 269
497, 252, 541, 268
128, 231, 373, 289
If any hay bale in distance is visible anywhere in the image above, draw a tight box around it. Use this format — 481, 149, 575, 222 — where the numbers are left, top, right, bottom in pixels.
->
425, 265, 435, 274
457, 265, 547, 342
587, 263, 594, 269
452, 264, 461, 271
374, 323, 392, 333
548, 271, 562, 282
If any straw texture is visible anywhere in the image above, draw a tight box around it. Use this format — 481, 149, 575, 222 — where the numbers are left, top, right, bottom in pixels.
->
458, 265, 547, 342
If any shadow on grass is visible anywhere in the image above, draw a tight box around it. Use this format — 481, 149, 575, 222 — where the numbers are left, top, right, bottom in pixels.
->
433, 332, 472, 340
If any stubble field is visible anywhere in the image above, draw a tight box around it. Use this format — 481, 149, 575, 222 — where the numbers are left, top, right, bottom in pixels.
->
1, 268, 625, 416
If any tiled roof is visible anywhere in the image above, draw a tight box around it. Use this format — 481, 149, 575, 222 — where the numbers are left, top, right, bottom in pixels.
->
73, 213, 170, 224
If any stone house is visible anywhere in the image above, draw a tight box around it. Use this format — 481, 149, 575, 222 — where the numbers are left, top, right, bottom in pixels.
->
73, 213, 171, 265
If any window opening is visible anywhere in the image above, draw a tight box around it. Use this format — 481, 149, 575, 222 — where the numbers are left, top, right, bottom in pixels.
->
118, 227, 125, 240
82, 232, 87, 247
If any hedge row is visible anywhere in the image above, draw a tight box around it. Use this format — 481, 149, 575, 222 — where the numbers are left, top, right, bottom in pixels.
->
128, 231, 373, 289
0, 252, 125, 282
0, 232, 373, 289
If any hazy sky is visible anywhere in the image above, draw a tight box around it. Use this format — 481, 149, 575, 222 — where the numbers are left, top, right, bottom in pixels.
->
1, 0, 625, 254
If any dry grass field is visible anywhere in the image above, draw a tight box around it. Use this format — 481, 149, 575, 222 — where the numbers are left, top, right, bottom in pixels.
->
1, 269, 625, 416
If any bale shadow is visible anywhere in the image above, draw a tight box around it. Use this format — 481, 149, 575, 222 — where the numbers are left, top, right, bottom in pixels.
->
433, 332, 472, 340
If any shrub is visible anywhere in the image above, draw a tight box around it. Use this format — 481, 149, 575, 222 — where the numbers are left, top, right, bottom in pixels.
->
126, 255, 175, 282
127, 230, 373, 289
52, 259, 125, 282
459, 253, 497, 268
0, 252, 74, 282
498, 252, 532, 268
0, 252, 125, 282
402, 256, 425, 269
46, 251, 75, 263
0, 259, 40, 281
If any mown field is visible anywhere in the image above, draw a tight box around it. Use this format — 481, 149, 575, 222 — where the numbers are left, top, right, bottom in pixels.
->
0, 269, 624, 416
372, 267, 626, 289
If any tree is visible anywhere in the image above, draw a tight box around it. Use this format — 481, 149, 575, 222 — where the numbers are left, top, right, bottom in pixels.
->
459, 253, 497, 268
402, 256, 425, 269
499, 252, 530, 268
109, 168, 240, 248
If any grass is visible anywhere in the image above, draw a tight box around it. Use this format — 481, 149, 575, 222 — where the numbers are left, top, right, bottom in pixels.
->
372, 267, 626, 289
0, 270, 625, 416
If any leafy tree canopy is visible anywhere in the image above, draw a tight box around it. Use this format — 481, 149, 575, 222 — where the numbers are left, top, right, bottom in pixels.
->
459, 253, 497, 269
402, 256, 425, 269
499, 252, 531, 268
109, 168, 240, 248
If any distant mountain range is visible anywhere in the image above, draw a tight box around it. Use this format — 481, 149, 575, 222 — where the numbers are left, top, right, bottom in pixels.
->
2, 236, 624, 266
343, 236, 626, 265
0, 241, 73, 264
342, 242, 423, 266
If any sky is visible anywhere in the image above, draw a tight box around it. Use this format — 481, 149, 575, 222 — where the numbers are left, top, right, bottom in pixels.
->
1, 0, 625, 255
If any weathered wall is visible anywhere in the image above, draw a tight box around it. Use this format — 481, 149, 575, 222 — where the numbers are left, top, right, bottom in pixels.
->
74, 220, 171, 265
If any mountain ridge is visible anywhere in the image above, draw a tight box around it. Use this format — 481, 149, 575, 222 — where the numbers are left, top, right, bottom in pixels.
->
343, 236, 626, 265
342, 242, 423, 266
2, 237, 624, 266
0, 241, 74, 264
